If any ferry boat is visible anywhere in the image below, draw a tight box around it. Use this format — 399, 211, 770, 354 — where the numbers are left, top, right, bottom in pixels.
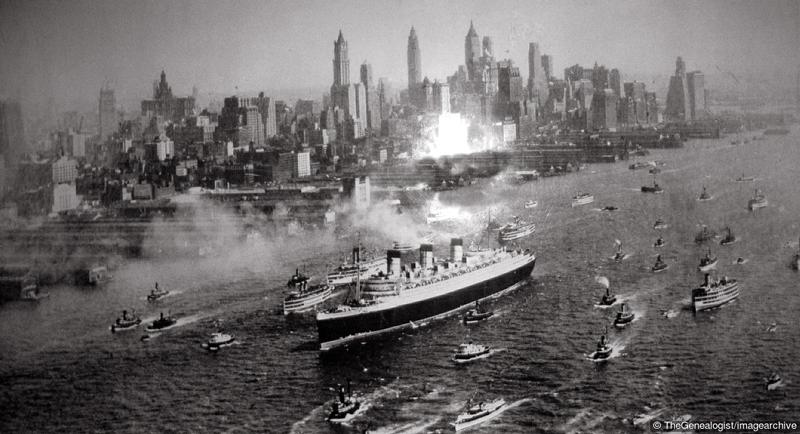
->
326, 247, 387, 287
692, 274, 739, 312
498, 216, 535, 243
202, 332, 235, 352
110, 310, 141, 333
451, 342, 492, 364
572, 193, 594, 207
613, 303, 635, 327
698, 249, 719, 272
653, 218, 668, 230
748, 189, 768, 211
283, 269, 333, 315
452, 398, 508, 431
147, 283, 170, 302
697, 185, 712, 201
720, 227, 737, 245
327, 381, 362, 423
651, 255, 669, 273
316, 239, 536, 351
146, 312, 177, 331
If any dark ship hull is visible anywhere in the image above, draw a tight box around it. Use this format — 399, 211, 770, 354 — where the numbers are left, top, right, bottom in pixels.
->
317, 257, 535, 350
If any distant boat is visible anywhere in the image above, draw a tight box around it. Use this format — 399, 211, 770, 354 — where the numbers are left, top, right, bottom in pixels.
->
110, 310, 141, 333
653, 237, 666, 248
147, 283, 170, 302
629, 162, 650, 170
697, 185, 712, 201
736, 174, 755, 182
464, 301, 494, 324
498, 216, 535, 243
452, 398, 508, 431
651, 255, 669, 272
720, 227, 737, 246
572, 193, 594, 207
653, 218, 668, 230
698, 249, 719, 272
695, 225, 717, 243
451, 342, 492, 364
613, 303, 635, 327
612, 241, 628, 262
748, 188, 768, 211
641, 175, 664, 194
792, 237, 800, 271
592, 328, 613, 360
146, 312, 177, 331
766, 373, 784, 390
524, 200, 538, 209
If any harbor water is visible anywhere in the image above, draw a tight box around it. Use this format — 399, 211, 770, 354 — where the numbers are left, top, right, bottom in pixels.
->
1, 131, 799, 432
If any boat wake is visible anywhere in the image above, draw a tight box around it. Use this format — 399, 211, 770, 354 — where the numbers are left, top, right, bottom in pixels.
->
609, 253, 633, 261
369, 417, 442, 434
140, 313, 205, 335
661, 309, 679, 319
559, 408, 609, 433
141, 290, 183, 301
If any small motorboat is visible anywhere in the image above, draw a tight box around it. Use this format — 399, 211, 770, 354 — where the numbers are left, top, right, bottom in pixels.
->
602, 205, 618, 212
641, 178, 664, 194
599, 287, 617, 306
203, 332, 235, 351
147, 282, 170, 302
653, 237, 666, 248
651, 255, 669, 273
653, 218, 668, 230
464, 302, 493, 324
736, 174, 755, 182
766, 373, 783, 391
452, 398, 508, 431
698, 249, 718, 272
524, 200, 538, 209
612, 242, 628, 262
593, 330, 613, 360
451, 342, 492, 364
613, 303, 635, 327
734, 257, 748, 265
697, 185, 712, 201
327, 381, 363, 423
146, 312, 177, 331
110, 310, 142, 333
719, 227, 737, 245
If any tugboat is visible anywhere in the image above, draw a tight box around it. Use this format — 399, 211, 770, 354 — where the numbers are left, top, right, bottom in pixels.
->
748, 188, 768, 211
464, 301, 494, 324
146, 282, 170, 302
572, 193, 594, 207
766, 373, 783, 391
692, 273, 739, 312
697, 185, 712, 201
694, 225, 717, 243
592, 328, 613, 360
641, 175, 664, 194
719, 227, 737, 245
146, 311, 177, 331
283, 269, 333, 315
698, 249, 719, 272
202, 332, 235, 352
653, 236, 666, 248
524, 200, 538, 209
613, 303, 635, 327
653, 218, 668, 230
327, 380, 362, 423
452, 398, 508, 431
110, 310, 142, 333
651, 255, 669, 273
451, 342, 492, 364
595, 276, 616, 306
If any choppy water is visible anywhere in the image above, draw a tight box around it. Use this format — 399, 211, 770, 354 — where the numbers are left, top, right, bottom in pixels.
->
2, 131, 800, 433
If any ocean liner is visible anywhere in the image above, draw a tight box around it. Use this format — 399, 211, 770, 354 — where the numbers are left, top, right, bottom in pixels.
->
316, 238, 536, 350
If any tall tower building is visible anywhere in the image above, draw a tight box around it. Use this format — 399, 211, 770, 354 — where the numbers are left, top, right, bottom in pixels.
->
687, 71, 705, 120
407, 27, 422, 92
665, 56, 692, 121
528, 42, 546, 104
333, 30, 350, 87
98, 86, 116, 141
0, 99, 24, 159
361, 62, 381, 130
541, 54, 553, 81
609, 69, 621, 97
464, 21, 481, 82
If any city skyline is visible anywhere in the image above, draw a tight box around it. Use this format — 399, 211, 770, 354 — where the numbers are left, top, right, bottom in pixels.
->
1, 0, 798, 111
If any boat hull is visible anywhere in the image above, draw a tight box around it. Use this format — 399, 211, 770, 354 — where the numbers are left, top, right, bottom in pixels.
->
317, 257, 535, 350
692, 282, 739, 312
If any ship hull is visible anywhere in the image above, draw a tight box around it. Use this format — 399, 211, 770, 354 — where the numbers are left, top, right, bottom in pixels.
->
317, 257, 535, 350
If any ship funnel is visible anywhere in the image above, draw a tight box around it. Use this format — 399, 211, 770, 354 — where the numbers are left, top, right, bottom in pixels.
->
387, 249, 402, 277
450, 238, 463, 263
420, 244, 434, 269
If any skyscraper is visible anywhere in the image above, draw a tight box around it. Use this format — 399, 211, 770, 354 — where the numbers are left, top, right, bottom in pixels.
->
609, 69, 621, 97
541, 54, 553, 81
665, 57, 692, 121
0, 99, 24, 160
141, 71, 195, 122
361, 63, 381, 131
407, 27, 422, 94
687, 71, 705, 120
527, 43, 546, 104
464, 21, 481, 82
333, 30, 350, 87
432, 81, 450, 113
98, 86, 116, 141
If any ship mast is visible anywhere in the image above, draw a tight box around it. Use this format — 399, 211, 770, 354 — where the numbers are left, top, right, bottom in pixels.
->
354, 232, 361, 302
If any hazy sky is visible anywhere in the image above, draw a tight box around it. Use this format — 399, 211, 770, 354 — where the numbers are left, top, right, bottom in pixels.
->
1, 0, 798, 111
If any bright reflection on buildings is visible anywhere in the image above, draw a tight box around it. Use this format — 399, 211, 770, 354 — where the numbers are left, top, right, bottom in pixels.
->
416, 113, 502, 158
